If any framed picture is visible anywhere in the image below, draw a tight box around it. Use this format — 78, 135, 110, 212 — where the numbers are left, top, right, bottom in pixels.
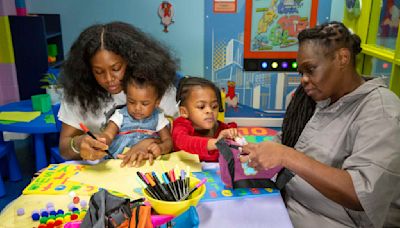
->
213, 0, 238, 13
243, 0, 319, 71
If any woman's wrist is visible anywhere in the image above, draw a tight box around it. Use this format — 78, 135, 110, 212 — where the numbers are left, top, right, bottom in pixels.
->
281, 146, 297, 170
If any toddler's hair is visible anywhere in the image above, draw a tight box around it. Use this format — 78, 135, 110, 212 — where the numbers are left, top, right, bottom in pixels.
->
122, 67, 168, 100
176, 76, 224, 112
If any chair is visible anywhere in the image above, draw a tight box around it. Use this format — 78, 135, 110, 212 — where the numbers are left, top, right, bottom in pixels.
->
49, 103, 66, 164
0, 137, 22, 197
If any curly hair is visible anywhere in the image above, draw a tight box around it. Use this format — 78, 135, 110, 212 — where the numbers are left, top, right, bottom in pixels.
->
122, 64, 173, 100
59, 21, 179, 114
176, 76, 224, 112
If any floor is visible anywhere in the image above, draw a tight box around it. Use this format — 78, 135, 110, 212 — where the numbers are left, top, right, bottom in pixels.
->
0, 137, 40, 211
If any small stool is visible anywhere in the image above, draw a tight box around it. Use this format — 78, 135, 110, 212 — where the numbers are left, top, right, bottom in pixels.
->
0, 140, 22, 197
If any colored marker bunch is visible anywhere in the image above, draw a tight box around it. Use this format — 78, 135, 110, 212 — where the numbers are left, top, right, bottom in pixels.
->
136, 168, 206, 202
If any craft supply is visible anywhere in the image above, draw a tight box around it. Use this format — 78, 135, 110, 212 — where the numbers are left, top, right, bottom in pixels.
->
137, 171, 162, 200
57, 209, 64, 215
179, 178, 207, 201
79, 122, 113, 158
162, 172, 178, 201
152, 171, 174, 201
80, 200, 87, 209
46, 202, 54, 209
73, 196, 80, 204
40, 211, 48, 217
16, 208, 24, 216
31, 212, 40, 221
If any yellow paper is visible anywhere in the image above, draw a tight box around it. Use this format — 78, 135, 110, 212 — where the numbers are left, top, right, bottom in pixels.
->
0, 111, 40, 122
69, 151, 201, 197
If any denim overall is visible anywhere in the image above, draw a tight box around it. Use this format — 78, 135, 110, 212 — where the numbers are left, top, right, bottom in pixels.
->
109, 107, 159, 157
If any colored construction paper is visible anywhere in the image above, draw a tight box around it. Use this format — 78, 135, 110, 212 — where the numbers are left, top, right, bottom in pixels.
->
0, 111, 40, 122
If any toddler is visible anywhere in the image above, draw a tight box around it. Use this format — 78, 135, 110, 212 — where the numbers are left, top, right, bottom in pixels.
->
101, 69, 173, 166
172, 76, 239, 162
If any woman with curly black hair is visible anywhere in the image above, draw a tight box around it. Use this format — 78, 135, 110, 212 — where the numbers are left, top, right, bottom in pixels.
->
57, 21, 179, 162
240, 22, 400, 227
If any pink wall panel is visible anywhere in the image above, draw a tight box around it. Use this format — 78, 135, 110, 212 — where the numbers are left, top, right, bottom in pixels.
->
0, 0, 16, 16
0, 63, 20, 105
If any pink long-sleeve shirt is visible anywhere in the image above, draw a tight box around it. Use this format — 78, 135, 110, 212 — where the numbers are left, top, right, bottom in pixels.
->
172, 117, 237, 162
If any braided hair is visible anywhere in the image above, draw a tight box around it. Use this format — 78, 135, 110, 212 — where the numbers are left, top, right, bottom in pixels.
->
282, 21, 362, 147
176, 76, 224, 112
298, 21, 362, 66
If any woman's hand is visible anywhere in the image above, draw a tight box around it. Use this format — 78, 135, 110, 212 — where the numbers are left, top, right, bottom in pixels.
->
117, 138, 159, 167
239, 141, 288, 170
75, 134, 108, 161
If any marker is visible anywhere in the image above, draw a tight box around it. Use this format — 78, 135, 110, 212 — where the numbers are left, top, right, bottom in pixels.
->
162, 173, 178, 201
179, 178, 207, 201
79, 122, 113, 158
136, 172, 160, 200
180, 169, 186, 195
152, 172, 174, 201
135, 176, 157, 199
168, 169, 180, 199
140, 172, 163, 200
185, 166, 190, 195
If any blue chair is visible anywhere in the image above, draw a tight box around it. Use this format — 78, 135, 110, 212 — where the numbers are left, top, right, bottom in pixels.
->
49, 103, 66, 164
0, 136, 22, 197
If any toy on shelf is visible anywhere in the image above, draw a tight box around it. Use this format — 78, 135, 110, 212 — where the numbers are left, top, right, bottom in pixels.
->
47, 44, 58, 63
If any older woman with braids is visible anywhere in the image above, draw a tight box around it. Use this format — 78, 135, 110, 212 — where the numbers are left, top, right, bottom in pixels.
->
58, 22, 179, 164
240, 22, 400, 227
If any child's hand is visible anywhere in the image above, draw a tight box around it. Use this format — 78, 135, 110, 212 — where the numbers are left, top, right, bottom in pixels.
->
217, 128, 241, 140
117, 147, 149, 168
116, 138, 158, 167
147, 142, 162, 165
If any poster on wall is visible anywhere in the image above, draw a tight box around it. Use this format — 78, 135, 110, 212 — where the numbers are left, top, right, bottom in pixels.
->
243, 0, 318, 71
204, 0, 301, 120
204, 0, 328, 123
214, 0, 237, 13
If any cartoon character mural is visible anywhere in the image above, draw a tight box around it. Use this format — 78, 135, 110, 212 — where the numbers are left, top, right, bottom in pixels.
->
158, 1, 174, 33
252, 0, 309, 51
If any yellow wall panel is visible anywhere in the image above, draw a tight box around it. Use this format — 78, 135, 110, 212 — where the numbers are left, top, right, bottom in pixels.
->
0, 16, 15, 63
